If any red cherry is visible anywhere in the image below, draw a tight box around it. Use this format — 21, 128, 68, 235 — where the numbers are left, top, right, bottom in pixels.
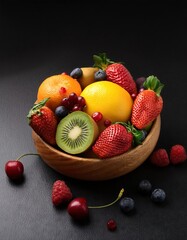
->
5, 160, 24, 180
67, 197, 89, 221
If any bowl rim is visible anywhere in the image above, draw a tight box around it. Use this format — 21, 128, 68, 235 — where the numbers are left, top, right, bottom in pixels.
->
32, 115, 161, 180
32, 115, 161, 163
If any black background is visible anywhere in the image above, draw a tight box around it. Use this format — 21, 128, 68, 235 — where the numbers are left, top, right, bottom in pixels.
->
1, 1, 187, 239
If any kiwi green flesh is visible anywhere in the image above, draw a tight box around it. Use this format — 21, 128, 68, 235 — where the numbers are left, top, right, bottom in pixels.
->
56, 111, 98, 155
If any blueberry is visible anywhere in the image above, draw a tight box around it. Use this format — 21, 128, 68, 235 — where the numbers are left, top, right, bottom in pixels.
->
94, 69, 106, 81
140, 129, 148, 142
55, 106, 69, 119
119, 197, 135, 213
151, 188, 166, 203
138, 179, 152, 195
70, 68, 83, 79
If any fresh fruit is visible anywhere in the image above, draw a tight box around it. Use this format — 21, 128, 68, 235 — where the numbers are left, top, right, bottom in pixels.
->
71, 67, 99, 89
67, 197, 89, 221
107, 219, 117, 231
80, 81, 133, 132
52, 180, 73, 206
151, 188, 166, 203
94, 69, 106, 81
56, 111, 99, 154
5, 153, 39, 181
27, 98, 58, 145
135, 76, 146, 91
169, 144, 187, 165
67, 188, 124, 221
150, 148, 170, 167
70, 68, 83, 79
92, 123, 133, 158
119, 197, 135, 213
55, 105, 69, 119
5, 160, 24, 180
138, 179, 152, 195
37, 74, 82, 111
93, 53, 137, 96
92, 111, 103, 122
61, 93, 86, 112
131, 75, 164, 129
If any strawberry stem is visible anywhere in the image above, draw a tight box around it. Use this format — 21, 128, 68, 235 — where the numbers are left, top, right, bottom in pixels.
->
143, 75, 164, 96
88, 188, 124, 209
16, 153, 40, 161
27, 98, 50, 124
93, 53, 115, 70
115, 121, 144, 146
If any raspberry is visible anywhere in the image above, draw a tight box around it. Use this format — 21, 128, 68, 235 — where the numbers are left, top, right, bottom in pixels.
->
169, 144, 187, 165
150, 148, 170, 167
52, 180, 73, 206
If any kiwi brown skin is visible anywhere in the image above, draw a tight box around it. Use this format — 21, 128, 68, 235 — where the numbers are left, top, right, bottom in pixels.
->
78, 67, 99, 89
56, 111, 99, 155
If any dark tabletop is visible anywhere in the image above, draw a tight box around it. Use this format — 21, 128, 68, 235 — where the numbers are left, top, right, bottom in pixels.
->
1, 1, 187, 239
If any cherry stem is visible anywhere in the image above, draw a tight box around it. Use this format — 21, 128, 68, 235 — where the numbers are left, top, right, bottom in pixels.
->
16, 153, 40, 161
88, 188, 124, 209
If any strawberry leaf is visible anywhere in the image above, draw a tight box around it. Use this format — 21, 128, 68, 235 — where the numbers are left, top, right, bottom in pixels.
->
143, 75, 164, 96
115, 121, 145, 146
27, 98, 50, 123
93, 53, 114, 69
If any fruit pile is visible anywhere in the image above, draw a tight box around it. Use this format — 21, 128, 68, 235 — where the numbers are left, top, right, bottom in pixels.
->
27, 53, 165, 159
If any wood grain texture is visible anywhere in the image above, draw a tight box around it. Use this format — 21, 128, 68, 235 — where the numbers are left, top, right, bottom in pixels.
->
32, 115, 161, 181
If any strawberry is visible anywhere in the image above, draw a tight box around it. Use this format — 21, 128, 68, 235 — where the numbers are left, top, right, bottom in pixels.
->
92, 122, 144, 159
92, 124, 133, 158
52, 180, 73, 206
169, 144, 187, 165
150, 148, 170, 167
93, 53, 137, 96
131, 75, 164, 129
27, 98, 58, 145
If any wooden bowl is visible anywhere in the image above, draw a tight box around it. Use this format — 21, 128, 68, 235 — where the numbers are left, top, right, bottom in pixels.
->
32, 115, 161, 181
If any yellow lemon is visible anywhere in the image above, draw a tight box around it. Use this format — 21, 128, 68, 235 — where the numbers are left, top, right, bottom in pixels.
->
80, 81, 133, 131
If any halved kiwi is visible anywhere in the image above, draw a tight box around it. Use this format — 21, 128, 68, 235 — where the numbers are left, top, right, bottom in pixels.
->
56, 111, 99, 155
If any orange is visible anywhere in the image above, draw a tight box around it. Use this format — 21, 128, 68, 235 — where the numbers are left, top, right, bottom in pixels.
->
37, 74, 82, 111
80, 81, 133, 132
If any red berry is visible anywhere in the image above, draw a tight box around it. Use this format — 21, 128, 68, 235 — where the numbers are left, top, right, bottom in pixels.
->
131, 93, 136, 100
169, 144, 187, 165
77, 96, 86, 108
104, 119, 111, 127
68, 92, 78, 105
107, 219, 117, 231
72, 104, 82, 112
150, 148, 170, 167
52, 180, 73, 206
62, 97, 71, 109
5, 160, 24, 180
92, 112, 103, 122
59, 87, 67, 94
67, 197, 89, 221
